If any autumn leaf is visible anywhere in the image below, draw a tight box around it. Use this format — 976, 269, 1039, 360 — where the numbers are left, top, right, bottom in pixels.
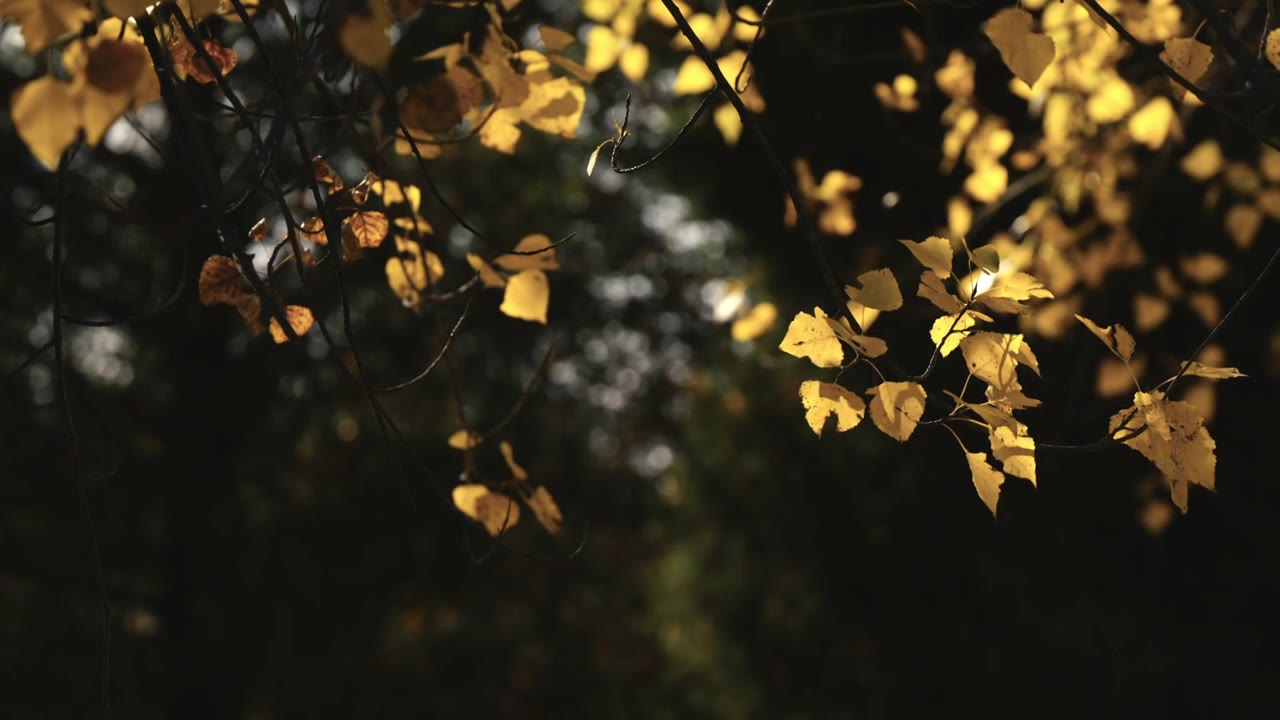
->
918, 272, 966, 315
1174, 362, 1246, 380
538, 25, 576, 52
798, 381, 866, 437
10, 77, 81, 168
525, 486, 563, 535
959, 332, 1026, 392
198, 255, 243, 306
500, 441, 528, 481
1, 0, 92, 54
930, 310, 990, 357
500, 269, 550, 324
493, 234, 559, 271
340, 0, 393, 71
972, 272, 1053, 314
385, 238, 445, 307
452, 484, 520, 535
1159, 37, 1213, 100
901, 236, 953, 279
447, 430, 481, 450
268, 305, 315, 344
989, 424, 1035, 485
346, 211, 389, 248
984, 8, 1056, 87
867, 381, 927, 442
1110, 391, 1217, 512
731, 302, 777, 342
467, 253, 507, 288
1074, 314, 1136, 364
965, 451, 1005, 516
844, 268, 903, 311
779, 308, 845, 368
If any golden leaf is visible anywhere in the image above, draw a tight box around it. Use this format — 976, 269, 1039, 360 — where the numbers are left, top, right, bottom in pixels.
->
984, 8, 1056, 87
965, 451, 1005, 516
990, 424, 1035, 485
672, 55, 715, 95
268, 305, 314, 344
930, 310, 990, 357
918, 272, 966, 315
1225, 204, 1262, 249
339, 0, 393, 70
619, 43, 649, 82
959, 332, 1026, 392
500, 441, 528, 481
867, 381, 927, 442
466, 253, 507, 288
10, 77, 81, 168
519, 73, 585, 139
798, 381, 866, 437
452, 484, 520, 535
1159, 37, 1213, 99
539, 25, 576, 52
844, 268, 903, 312
1179, 252, 1229, 285
779, 308, 845, 369
526, 486, 563, 535
972, 272, 1053, 314
493, 234, 559, 271
500, 269, 550, 324
1267, 29, 1280, 70
385, 238, 445, 307
969, 244, 1001, 274
1129, 97, 1177, 149
1180, 140, 1223, 181
198, 255, 243, 306
1, 0, 92, 54
900, 236, 953, 279
1085, 76, 1134, 124
447, 430, 481, 450
1110, 392, 1217, 511
731, 302, 778, 342
584, 24, 620, 73
1174, 362, 1246, 380
346, 211, 389, 248
1074, 314, 1136, 364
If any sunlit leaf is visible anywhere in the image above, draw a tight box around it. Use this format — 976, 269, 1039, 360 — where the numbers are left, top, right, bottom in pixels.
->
538, 25, 576, 52
525, 486, 563, 535
1074, 314, 1136, 364
467, 253, 507, 288
1110, 391, 1217, 512
798, 381, 865, 437
989, 424, 1035, 485
845, 268, 903, 311
984, 8, 1055, 87
779, 308, 845, 369
198, 255, 243, 306
448, 430, 481, 450
2, 0, 92, 53
10, 77, 81, 168
494, 234, 559, 271
731, 302, 778, 342
1159, 37, 1213, 100
867, 381, 927, 442
1180, 140, 1223, 181
500, 269, 550, 324
452, 484, 520, 535
901, 236, 953, 279
965, 451, 1005, 516
346, 211, 389, 248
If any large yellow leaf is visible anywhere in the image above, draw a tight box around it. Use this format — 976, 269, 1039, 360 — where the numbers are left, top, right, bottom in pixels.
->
11, 77, 81, 168
965, 451, 1005, 516
1159, 37, 1212, 100
500, 269, 550, 324
452, 484, 520, 535
0, 0, 92, 53
519, 73, 585, 139
1110, 391, 1217, 512
867, 381, 927, 442
779, 308, 845, 368
959, 332, 1023, 392
845, 268, 903, 311
989, 424, 1035, 485
798, 381, 865, 437
984, 8, 1055, 87
901, 236, 953, 279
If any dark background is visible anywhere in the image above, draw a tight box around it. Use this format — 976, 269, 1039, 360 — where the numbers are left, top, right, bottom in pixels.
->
2, 0, 1278, 717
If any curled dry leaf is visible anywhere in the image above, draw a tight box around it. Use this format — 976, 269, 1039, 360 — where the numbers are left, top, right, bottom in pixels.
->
268, 305, 315, 344
199, 255, 243, 305
798, 381, 866, 437
452, 484, 520, 535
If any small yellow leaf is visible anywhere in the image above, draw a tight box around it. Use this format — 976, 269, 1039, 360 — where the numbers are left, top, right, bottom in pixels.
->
845, 268, 903, 311
959, 332, 1024, 392
1175, 362, 1245, 380
1085, 76, 1135, 124
452, 484, 520, 535
268, 305, 315, 344
198, 255, 243, 306
500, 441, 528, 481
930, 310, 990, 357
984, 8, 1056, 87
779, 308, 845, 369
539, 25, 576, 52
584, 24, 620, 73
867, 381, 927, 442
11, 77, 81, 168
1075, 314, 1137, 364
965, 451, 1005, 516
731, 302, 778, 342
447, 430, 481, 449
1180, 140, 1223, 181
798, 381, 866, 437
1160, 37, 1213, 99
618, 43, 649, 82
970, 244, 1001, 274
672, 55, 715, 94
990, 425, 1035, 486
1128, 97, 1177, 149
466, 253, 507, 288
500, 269, 550, 324
1179, 252, 1229, 285
1267, 28, 1280, 70
1225, 204, 1262, 249
900, 236, 953, 279
493, 234, 559, 271
526, 486, 564, 535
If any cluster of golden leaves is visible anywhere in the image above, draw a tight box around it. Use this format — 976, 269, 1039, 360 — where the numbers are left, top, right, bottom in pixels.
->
450, 440, 565, 537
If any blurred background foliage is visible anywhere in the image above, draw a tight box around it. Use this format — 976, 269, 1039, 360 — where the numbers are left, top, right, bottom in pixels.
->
3, 0, 1280, 717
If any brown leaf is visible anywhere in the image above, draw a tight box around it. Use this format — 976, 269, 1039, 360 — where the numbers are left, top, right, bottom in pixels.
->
198, 255, 243, 305
268, 305, 315, 343
346, 211, 389, 248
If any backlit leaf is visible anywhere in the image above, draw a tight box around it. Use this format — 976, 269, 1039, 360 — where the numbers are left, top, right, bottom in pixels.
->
918, 272, 966, 314
989, 424, 1035, 485
467, 253, 507, 288
965, 451, 1005, 516
901, 236, 953, 279
1175, 362, 1246, 380
198, 255, 243, 306
798, 381, 865, 437
867, 381, 927, 442
494, 234, 559, 271
779, 308, 845, 369
1, 0, 92, 53
500, 269, 550, 324
1110, 392, 1217, 512
268, 305, 314, 344
731, 302, 778, 342
346, 211, 389, 248
526, 486, 563, 535
452, 484, 520, 535
845, 268, 903, 311
984, 8, 1055, 87
1159, 37, 1213, 99
1074, 314, 1136, 364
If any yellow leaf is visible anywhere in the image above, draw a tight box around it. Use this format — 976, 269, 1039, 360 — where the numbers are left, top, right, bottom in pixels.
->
844, 298, 880, 333
970, 244, 1001, 274
965, 451, 1005, 516
584, 24, 620, 73
1174, 362, 1245, 380
844, 268, 903, 311
1159, 37, 1213, 99
901, 236, 953, 279
539, 25, 576, 52
1128, 97, 1177, 149
1225, 203, 1262, 249
198, 255, 243, 306
1180, 139, 1223, 181
493, 234, 559, 271
779, 308, 845, 368
1268, 28, 1280, 70
1085, 76, 1134, 124
385, 239, 445, 307
798, 381, 866, 437
346, 211, 389, 248
11, 77, 81, 168
959, 332, 1026, 392
1134, 294, 1171, 333
713, 103, 743, 146
519, 74, 585, 139
972, 272, 1053, 314
1179, 252, 1229, 285
964, 161, 1008, 204
500, 441, 528, 481
466, 253, 507, 288
918, 272, 966, 315
867, 381, 927, 442
500, 269, 550, 324
447, 430, 481, 450
990, 424, 1035, 485
452, 484, 520, 535
1074, 314, 1136, 364
618, 43, 649, 82
525, 486, 564, 535
268, 305, 315, 344
339, 0, 393, 71
984, 8, 1056, 86
672, 55, 715, 95
1, 0, 92, 53
731, 302, 777, 342
478, 108, 522, 154
1110, 392, 1217, 511
930, 310, 990, 357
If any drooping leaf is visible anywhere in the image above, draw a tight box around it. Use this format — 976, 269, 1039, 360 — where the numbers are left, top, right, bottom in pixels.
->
525, 486, 563, 535
779, 308, 845, 368
798, 381, 866, 437
845, 268, 903, 311
1110, 391, 1218, 512
452, 484, 520, 535
900, 236, 953, 278
500, 269, 550, 324
965, 451, 1005, 516
867, 381, 927, 442
984, 8, 1056, 87
268, 305, 315, 344
1074, 314, 1136, 364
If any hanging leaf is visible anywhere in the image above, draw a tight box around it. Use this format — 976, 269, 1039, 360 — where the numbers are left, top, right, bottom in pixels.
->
268, 305, 315, 344
500, 269, 550, 324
